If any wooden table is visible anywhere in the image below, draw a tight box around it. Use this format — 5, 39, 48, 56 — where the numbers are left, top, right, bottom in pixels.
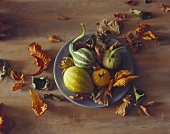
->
0, 0, 170, 134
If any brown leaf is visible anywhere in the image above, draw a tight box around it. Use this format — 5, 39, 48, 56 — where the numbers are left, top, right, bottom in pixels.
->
8, 68, 23, 81
105, 79, 114, 97
145, 101, 158, 107
29, 88, 47, 116
93, 88, 109, 106
115, 95, 132, 116
114, 70, 132, 82
124, 0, 138, 6
28, 42, 51, 76
13, 77, 24, 91
49, 35, 61, 43
140, 105, 150, 116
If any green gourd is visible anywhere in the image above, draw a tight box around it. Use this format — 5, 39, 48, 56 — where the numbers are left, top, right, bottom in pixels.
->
102, 47, 125, 69
63, 66, 94, 93
69, 23, 95, 68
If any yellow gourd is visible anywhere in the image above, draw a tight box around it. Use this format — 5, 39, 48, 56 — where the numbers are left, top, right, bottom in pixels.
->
92, 68, 111, 87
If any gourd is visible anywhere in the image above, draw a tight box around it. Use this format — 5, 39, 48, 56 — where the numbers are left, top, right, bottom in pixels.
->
69, 23, 95, 68
63, 66, 94, 93
92, 68, 111, 87
102, 46, 125, 69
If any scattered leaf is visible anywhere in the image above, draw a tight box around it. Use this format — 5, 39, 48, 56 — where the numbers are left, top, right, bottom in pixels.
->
93, 88, 109, 106
29, 88, 47, 116
96, 19, 120, 35
0, 115, 14, 134
145, 101, 158, 107
124, 0, 138, 6
49, 35, 61, 43
113, 70, 139, 87
160, 4, 170, 12
28, 42, 51, 76
123, 32, 142, 53
0, 60, 7, 82
58, 57, 74, 73
57, 16, 69, 20
13, 76, 24, 91
8, 68, 23, 81
140, 105, 150, 116
135, 24, 150, 37
133, 86, 146, 105
105, 79, 114, 97
69, 93, 92, 100
32, 76, 49, 90
114, 13, 126, 21
115, 95, 133, 116
44, 94, 65, 101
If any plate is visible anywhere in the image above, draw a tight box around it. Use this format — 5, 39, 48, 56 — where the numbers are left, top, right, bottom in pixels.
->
53, 34, 134, 108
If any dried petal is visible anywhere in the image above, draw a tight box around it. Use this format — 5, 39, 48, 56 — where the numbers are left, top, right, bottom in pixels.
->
28, 42, 51, 76
29, 88, 47, 116
49, 35, 60, 43
115, 95, 132, 116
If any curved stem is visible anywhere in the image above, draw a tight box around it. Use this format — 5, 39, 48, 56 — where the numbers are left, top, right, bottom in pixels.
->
109, 46, 126, 59
69, 23, 86, 54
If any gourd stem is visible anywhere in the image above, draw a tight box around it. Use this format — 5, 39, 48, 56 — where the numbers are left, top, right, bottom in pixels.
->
109, 46, 126, 59
69, 23, 86, 54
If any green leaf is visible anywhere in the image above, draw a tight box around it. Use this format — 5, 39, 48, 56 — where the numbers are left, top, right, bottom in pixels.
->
133, 86, 146, 105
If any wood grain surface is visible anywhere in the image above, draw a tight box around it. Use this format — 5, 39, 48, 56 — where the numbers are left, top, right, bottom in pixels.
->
0, 0, 170, 134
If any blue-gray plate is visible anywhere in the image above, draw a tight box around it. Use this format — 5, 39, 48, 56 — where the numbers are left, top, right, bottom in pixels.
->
53, 34, 134, 108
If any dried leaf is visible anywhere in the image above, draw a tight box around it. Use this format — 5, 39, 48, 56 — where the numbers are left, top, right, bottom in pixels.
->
160, 4, 170, 12
105, 79, 114, 97
13, 77, 24, 91
145, 101, 158, 107
32, 76, 49, 90
123, 32, 142, 53
135, 24, 150, 37
58, 57, 74, 73
114, 13, 126, 21
93, 88, 109, 106
113, 76, 139, 87
0, 60, 7, 82
115, 95, 132, 116
96, 19, 120, 35
57, 16, 69, 20
28, 42, 51, 76
44, 94, 65, 101
49, 35, 60, 43
133, 86, 146, 105
8, 68, 23, 81
114, 70, 132, 82
140, 105, 150, 116
124, 0, 138, 6
142, 31, 161, 45
0, 115, 14, 134
29, 88, 47, 116
69, 93, 92, 100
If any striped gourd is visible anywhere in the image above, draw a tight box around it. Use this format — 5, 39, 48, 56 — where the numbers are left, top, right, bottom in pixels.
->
63, 66, 94, 93
69, 23, 95, 68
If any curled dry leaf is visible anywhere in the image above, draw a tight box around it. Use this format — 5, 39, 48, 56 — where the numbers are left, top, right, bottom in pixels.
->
69, 93, 92, 100
145, 101, 158, 107
28, 42, 51, 76
96, 19, 120, 35
123, 32, 142, 53
8, 68, 25, 91
160, 4, 170, 12
49, 35, 60, 43
93, 88, 109, 106
135, 24, 150, 37
113, 70, 139, 87
139, 105, 150, 116
115, 95, 133, 116
0, 60, 7, 82
124, 0, 138, 6
114, 13, 126, 21
29, 88, 47, 116
105, 79, 114, 97
58, 57, 74, 73
0, 116, 14, 134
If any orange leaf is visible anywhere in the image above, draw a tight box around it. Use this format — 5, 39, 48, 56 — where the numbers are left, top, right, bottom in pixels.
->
29, 88, 47, 116
13, 77, 24, 91
8, 68, 23, 81
28, 42, 51, 76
